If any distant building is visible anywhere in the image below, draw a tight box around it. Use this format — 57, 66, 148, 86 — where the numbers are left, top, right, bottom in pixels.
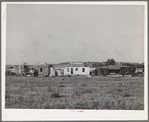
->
37, 64, 52, 77
95, 64, 133, 76
95, 66, 108, 76
64, 63, 90, 76
120, 66, 133, 76
125, 62, 144, 73
135, 68, 144, 73
50, 64, 66, 77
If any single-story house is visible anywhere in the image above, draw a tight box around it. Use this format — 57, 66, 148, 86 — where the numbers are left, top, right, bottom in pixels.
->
135, 68, 144, 73
120, 66, 133, 76
124, 62, 144, 73
8, 67, 15, 72
95, 66, 108, 76
130, 63, 144, 68
37, 64, 52, 77
26, 66, 38, 77
14, 65, 35, 76
50, 64, 66, 77
6, 66, 16, 75
95, 65, 133, 76
33, 64, 66, 77
13, 65, 23, 75
64, 63, 90, 76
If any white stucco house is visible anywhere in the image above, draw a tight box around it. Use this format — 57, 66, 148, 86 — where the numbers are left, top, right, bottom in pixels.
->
63, 63, 90, 76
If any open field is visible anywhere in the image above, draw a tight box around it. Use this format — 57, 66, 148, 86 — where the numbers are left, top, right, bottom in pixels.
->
5, 76, 144, 109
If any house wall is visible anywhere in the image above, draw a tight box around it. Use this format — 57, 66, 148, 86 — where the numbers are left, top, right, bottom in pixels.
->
49, 67, 55, 77
14, 65, 23, 75
95, 69, 101, 76
89, 68, 96, 75
101, 69, 108, 76
55, 69, 63, 76
135, 68, 144, 73
96, 68, 108, 76
120, 67, 133, 75
37, 65, 49, 76
64, 67, 90, 76
18, 65, 23, 75
95, 68, 108, 76
108, 69, 120, 74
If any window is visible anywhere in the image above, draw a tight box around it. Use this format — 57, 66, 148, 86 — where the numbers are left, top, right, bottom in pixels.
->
40, 68, 42, 72
67, 68, 69, 72
125, 68, 128, 73
76, 68, 78, 71
82, 68, 85, 72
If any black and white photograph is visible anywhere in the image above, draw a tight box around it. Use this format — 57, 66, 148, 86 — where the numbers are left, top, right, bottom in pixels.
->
2, 2, 148, 121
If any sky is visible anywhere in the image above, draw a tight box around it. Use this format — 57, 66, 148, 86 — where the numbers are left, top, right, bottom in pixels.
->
6, 4, 144, 65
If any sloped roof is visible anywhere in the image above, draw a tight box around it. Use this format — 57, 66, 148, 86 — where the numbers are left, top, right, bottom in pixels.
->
108, 65, 120, 69
28, 65, 38, 68
49, 63, 87, 68
107, 65, 130, 70
36, 64, 48, 68
136, 68, 143, 70
65, 63, 85, 67
120, 65, 131, 68
84, 63, 93, 67
100, 66, 108, 69
50, 64, 66, 68
99, 65, 130, 70
125, 62, 143, 66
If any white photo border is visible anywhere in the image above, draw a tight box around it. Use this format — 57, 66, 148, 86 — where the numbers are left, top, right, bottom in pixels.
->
1, 2, 148, 121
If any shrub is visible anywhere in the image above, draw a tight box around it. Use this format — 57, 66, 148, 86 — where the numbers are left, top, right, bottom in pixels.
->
50, 92, 61, 98
60, 84, 65, 87
74, 103, 88, 109
47, 87, 53, 92
81, 84, 86, 86
123, 93, 131, 97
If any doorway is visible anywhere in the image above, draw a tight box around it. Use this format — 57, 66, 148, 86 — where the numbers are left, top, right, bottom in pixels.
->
71, 68, 73, 74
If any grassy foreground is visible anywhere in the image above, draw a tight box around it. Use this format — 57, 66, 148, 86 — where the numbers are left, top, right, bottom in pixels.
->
5, 76, 144, 109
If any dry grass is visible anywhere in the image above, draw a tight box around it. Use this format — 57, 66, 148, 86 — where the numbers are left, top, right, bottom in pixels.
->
5, 76, 144, 109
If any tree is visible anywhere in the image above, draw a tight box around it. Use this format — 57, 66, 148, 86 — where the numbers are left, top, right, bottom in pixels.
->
92, 62, 103, 67
110, 58, 116, 65
105, 58, 116, 65
106, 59, 111, 65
